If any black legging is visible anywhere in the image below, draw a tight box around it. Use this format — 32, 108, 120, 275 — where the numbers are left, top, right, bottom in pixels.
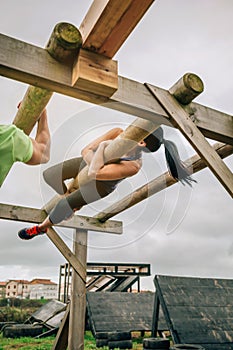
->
43, 157, 120, 224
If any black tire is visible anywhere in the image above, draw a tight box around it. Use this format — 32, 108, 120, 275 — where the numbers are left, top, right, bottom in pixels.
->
108, 331, 131, 341
96, 338, 108, 347
3, 324, 43, 338
170, 345, 206, 350
95, 331, 109, 339
143, 337, 170, 349
108, 339, 133, 349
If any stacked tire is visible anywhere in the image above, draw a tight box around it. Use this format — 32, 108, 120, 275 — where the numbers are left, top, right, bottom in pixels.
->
3, 324, 43, 338
170, 345, 205, 349
143, 337, 170, 350
96, 331, 132, 349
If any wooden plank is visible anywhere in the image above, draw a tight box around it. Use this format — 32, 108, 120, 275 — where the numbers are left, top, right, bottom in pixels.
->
172, 318, 233, 333
79, 0, 154, 58
86, 292, 163, 333
177, 329, 233, 344
52, 304, 69, 350
157, 275, 233, 288
95, 142, 233, 221
68, 230, 87, 350
146, 83, 233, 197
46, 227, 86, 283
72, 48, 118, 96
151, 293, 160, 337
0, 203, 122, 234
154, 275, 233, 346
0, 33, 232, 144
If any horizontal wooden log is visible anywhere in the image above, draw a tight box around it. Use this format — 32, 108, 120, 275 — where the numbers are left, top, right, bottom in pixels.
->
95, 143, 233, 222
0, 203, 122, 234
79, 0, 154, 58
0, 33, 232, 144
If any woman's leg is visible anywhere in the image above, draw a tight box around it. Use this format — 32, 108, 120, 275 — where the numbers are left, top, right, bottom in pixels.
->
43, 157, 85, 194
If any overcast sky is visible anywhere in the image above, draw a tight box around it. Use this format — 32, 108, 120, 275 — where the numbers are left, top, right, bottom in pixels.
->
0, 0, 232, 291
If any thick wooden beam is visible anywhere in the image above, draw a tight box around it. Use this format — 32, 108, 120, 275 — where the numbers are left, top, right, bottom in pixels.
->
0, 203, 122, 234
72, 48, 118, 97
79, 0, 154, 58
47, 227, 86, 283
52, 304, 69, 350
12, 23, 82, 135
0, 33, 232, 144
95, 143, 233, 222
68, 229, 87, 350
146, 83, 233, 197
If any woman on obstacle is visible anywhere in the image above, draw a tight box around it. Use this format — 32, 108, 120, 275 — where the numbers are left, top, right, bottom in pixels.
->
18, 126, 195, 240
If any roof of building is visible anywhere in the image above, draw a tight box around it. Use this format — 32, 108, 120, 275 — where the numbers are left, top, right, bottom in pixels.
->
30, 278, 57, 285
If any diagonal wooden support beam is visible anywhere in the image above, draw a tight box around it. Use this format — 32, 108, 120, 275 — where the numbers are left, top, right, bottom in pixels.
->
145, 83, 233, 197
47, 227, 86, 283
95, 143, 233, 222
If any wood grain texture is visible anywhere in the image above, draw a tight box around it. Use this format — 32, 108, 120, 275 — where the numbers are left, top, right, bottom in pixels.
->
153, 275, 233, 348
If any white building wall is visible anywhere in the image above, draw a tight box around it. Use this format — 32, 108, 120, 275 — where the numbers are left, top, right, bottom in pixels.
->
30, 284, 58, 300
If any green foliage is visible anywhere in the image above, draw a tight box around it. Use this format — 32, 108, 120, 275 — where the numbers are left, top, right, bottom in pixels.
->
0, 331, 144, 349
0, 299, 49, 323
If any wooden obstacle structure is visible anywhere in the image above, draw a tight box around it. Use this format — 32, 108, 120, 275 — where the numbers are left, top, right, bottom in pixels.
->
152, 275, 233, 350
86, 291, 163, 335
58, 262, 151, 302
0, 1, 233, 349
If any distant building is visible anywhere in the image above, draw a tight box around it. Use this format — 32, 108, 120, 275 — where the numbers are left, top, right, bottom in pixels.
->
29, 279, 58, 300
5, 278, 58, 300
5, 280, 30, 298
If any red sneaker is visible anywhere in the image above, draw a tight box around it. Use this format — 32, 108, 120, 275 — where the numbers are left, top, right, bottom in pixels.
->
18, 226, 47, 240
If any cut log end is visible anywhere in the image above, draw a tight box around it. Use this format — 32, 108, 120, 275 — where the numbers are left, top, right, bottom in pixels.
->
46, 22, 83, 63
169, 72, 204, 105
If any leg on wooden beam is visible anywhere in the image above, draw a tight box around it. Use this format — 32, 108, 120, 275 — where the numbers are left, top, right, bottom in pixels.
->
68, 229, 87, 350
95, 142, 233, 222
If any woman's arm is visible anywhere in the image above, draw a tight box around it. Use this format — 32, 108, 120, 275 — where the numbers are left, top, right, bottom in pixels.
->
81, 127, 123, 165
88, 140, 112, 177
90, 159, 142, 181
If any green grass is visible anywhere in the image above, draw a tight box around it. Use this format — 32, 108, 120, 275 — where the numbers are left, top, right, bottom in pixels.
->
0, 331, 144, 349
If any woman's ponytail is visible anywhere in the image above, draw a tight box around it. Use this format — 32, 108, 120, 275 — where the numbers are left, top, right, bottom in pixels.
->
144, 127, 196, 186
163, 139, 196, 186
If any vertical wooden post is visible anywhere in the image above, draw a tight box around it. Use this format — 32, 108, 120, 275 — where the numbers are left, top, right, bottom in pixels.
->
152, 293, 160, 337
68, 229, 87, 350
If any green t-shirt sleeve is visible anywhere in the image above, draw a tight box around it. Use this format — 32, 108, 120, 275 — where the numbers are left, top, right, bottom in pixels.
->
13, 128, 33, 163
